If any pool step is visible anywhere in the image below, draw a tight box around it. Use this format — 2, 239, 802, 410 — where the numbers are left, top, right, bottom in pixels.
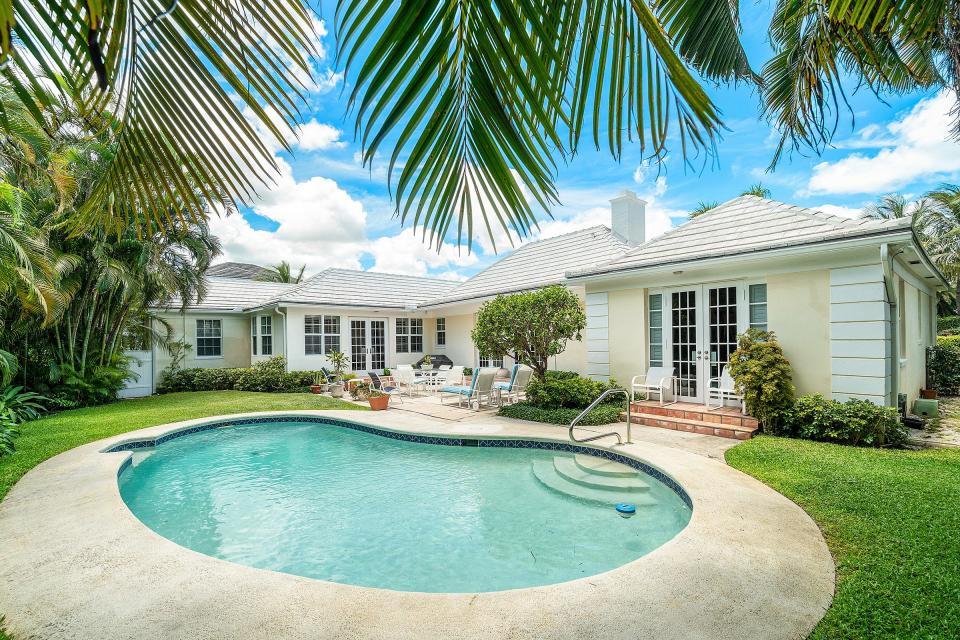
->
573, 454, 638, 478
531, 459, 657, 507
552, 457, 650, 492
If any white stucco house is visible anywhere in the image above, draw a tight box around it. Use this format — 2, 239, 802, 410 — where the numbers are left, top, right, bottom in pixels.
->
147, 191, 950, 411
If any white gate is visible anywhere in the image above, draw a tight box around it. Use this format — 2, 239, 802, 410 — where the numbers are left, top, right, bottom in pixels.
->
119, 350, 153, 398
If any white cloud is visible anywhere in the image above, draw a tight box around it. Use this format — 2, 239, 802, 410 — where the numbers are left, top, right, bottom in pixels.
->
806, 91, 960, 195
296, 120, 345, 151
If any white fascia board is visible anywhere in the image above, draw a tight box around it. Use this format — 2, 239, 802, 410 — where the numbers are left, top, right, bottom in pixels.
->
567, 231, 913, 286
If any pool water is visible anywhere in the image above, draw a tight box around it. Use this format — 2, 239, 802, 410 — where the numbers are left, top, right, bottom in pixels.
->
118, 421, 691, 592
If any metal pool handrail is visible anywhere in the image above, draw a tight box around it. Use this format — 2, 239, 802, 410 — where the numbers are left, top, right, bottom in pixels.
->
568, 388, 631, 445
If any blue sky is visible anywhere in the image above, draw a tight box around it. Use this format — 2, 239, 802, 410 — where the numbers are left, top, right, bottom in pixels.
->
211, 4, 960, 280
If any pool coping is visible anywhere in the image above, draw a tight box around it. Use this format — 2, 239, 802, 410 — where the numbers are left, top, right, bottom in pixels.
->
0, 410, 835, 640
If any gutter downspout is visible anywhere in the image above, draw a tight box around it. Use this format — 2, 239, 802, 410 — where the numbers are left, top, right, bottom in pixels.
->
275, 306, 288, 372
880, 244, 899, 408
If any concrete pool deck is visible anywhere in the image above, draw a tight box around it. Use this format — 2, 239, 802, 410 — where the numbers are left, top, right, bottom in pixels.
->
0, 411, 834, 640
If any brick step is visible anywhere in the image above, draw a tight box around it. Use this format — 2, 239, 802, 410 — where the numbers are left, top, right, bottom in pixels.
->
620, 411, 759, 441
630, 402, 759, 429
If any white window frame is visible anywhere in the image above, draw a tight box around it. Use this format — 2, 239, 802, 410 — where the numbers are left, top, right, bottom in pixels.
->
196, 319, 223, 358
747, 282, 768, 331
395, 317, 424, 354
435, 317, 446, 348
260, 315, 273, 356
479, 354, 504, 369
305, 314, 341, 356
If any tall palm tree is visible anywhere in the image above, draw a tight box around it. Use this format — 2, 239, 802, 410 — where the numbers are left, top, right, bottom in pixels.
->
0, 1, 318, 235
741, 183, 771, 198
925, 185, 960, 312
257, 260, 306, 284
688, 200, 720, 219
864, 188, 960, 312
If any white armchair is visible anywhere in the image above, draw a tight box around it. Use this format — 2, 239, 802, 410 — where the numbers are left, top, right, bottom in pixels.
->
630, 366, 675, 406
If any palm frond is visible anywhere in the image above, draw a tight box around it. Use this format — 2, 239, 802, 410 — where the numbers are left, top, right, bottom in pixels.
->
1, 1, 318, 235
337, 0, 754, 250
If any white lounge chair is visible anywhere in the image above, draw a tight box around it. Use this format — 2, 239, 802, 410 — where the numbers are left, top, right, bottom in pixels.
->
493, 364, 532, 405
630, 366, 675, 405
705, 366, 745, 412
440, 368, 496, 410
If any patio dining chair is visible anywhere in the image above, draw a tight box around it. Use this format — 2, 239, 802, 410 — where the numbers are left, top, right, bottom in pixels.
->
393, 366, 426, 396
367, 371, 404, 405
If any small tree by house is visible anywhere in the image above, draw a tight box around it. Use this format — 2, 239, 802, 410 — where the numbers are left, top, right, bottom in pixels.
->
471, 286, 586, 381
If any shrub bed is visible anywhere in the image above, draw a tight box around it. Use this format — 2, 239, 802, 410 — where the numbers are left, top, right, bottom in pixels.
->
498, 402, 622, 426
158, 356, 321, 394
781, 394, 907, 447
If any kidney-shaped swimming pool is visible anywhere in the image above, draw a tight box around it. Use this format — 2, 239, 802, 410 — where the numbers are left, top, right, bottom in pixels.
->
116, 418, 691, 592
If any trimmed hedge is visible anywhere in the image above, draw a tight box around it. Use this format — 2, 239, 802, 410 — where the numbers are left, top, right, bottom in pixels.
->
938, 315, 960, 336
781, 394, 907, 447
497, 401, 623, 426
929, 342, 960, 395
158, 356, 321, 394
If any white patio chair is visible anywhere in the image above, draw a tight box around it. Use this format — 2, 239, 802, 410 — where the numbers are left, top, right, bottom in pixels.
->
445, 365, 465, 386
493, 364, 532, 405
630, 366, 675, 406
705, 366, 745, 412
393, 366, 426, 397
440, 368, 496, 410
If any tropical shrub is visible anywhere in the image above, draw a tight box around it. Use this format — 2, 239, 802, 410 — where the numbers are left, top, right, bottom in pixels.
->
527, 375, 605, 409
472, 286, 586, 381
782, 395, 907, 448
0, 385, 49, 457
53, 359, 134, 407
728, 329, 795, 433
497, 402, 622, 426
928, 343, 960, 395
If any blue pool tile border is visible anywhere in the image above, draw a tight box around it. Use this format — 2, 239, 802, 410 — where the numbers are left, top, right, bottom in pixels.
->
105, 415, 691, 508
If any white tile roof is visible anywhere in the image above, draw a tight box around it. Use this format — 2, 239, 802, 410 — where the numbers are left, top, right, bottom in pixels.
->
569, 196, 911, 278
206, 261, 271, 280
256, 268, 458, 310
167, 277, 297, 311
424, 226, 631, 306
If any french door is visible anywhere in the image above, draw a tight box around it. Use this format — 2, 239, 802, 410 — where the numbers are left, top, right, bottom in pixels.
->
664, 283, 743, 402
349, 319, 386, 372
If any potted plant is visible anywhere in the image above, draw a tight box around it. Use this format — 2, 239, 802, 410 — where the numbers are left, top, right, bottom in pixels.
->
309, 372, 327, 394
367, 388, 390, 411
422, 355, 433, 369
350, 380, 370, 400
327, 350, 348, 398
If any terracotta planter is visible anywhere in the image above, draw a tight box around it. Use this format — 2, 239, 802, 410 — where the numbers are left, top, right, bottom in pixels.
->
921, 389, 939, 399
367, 394, 390, 411
309, 385, 324, 394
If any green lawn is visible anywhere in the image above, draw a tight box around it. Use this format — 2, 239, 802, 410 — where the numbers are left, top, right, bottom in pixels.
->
0, 391, 363, 503
726, 436, 960, 639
